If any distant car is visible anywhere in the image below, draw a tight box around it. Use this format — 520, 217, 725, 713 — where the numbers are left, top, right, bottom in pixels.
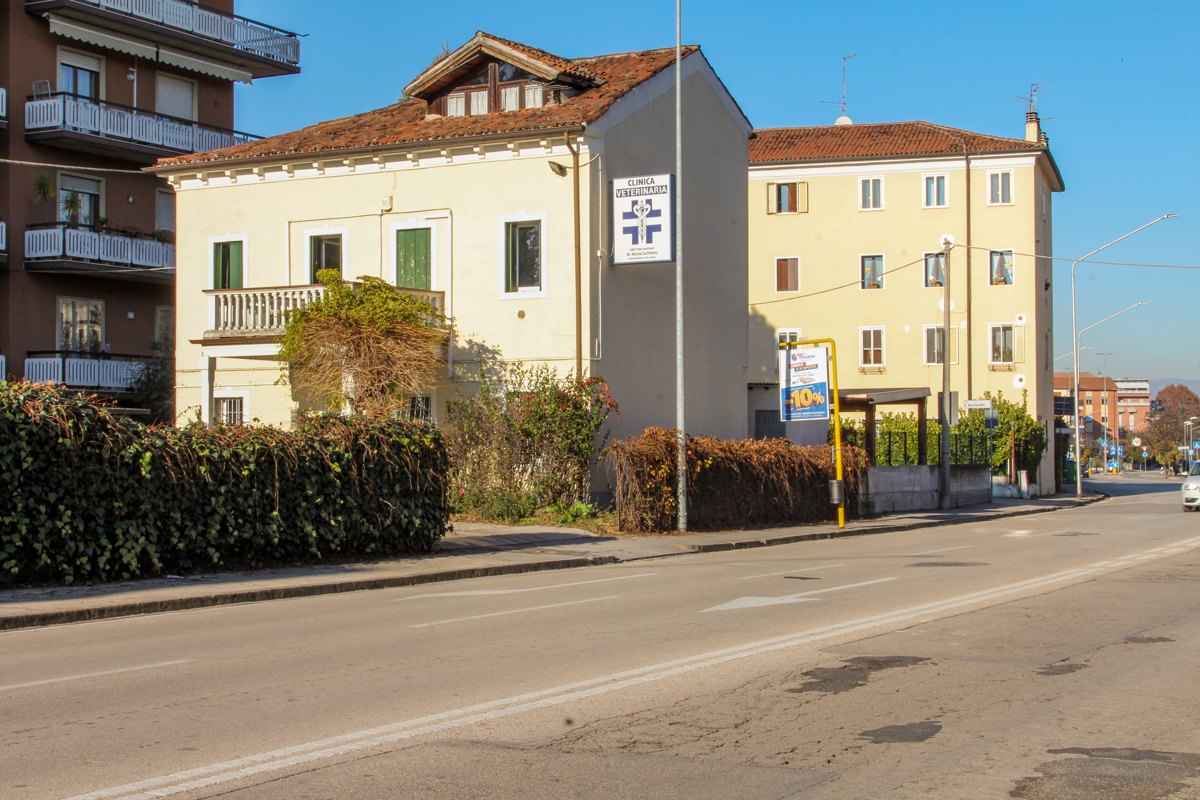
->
1182, 463, 1200, 512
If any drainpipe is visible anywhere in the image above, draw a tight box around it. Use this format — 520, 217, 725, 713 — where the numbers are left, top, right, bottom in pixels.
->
964, 149, 972, 399
564, 132, 582, 378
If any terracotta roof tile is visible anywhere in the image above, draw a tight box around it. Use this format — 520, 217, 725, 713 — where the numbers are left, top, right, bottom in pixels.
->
749, 121, 1045, 163
478, 31, 600, 84
156, 44, 698, 169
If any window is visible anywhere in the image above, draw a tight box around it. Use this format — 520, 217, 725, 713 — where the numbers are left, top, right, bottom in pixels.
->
860, 327, 884, 366
861, 255, 884, 289
501, 217, 544, 295
501, 85, 520, 111
1101, 395, 1108, 405
924, 325, 959, 365
155, 306, 174, 344
989, 170, 1013, 205
768, 182, 807, 214
58, 297, 104, 352
155, 189, 175, 232
776, 328, 801, 349
310, 234, 342, 282
524, 85, 543, 109
156, 73, 196, 121
446, 93, 466, 117
923, 252, 946, 288
215, 396, 245, 426
859, 177, 883, 210
212, 240, 243, 289
775, 257, 799, 292
470, 90, 488, 115
923, 174, 948, 208
989, 323, 1025, 364
989, 250, 1014, 285
59, 50, 101, 100
59, 173, 101, 226
395, 227, 432, 290
406, 395, 432, 422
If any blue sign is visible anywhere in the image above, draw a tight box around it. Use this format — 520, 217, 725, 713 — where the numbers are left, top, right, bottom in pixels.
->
612, 174, 675, 264
779, 347, 830, 422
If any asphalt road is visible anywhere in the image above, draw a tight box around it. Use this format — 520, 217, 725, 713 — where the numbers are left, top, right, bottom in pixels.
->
5, 473, 1200, 800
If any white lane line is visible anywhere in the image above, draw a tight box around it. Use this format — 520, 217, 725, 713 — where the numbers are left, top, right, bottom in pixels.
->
0, 660, 192, 693
1134, 554, 1157, 560
1163, 549, 1185, 554
1090, 561, 1116, 567
736, 564, 845, 580
394, 573, 655, 601
906, 545, 974, 556
64, 567, 1100, 800
408, 596, 619, 628
702, 577, 898, 612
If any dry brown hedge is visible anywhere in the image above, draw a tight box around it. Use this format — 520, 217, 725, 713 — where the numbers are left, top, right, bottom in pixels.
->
608, 428, 866, 533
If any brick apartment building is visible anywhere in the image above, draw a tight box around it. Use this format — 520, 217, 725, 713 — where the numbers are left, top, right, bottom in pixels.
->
0, 0, 298, 402
1054, 371, 1118, 444
1114, 378, 1151, 433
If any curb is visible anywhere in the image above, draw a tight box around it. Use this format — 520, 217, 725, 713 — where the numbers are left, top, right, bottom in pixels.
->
0, 495, 1104, 632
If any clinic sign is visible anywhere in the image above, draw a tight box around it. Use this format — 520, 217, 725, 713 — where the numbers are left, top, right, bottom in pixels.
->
612, 174, 675, 264
779, 347, 830, 421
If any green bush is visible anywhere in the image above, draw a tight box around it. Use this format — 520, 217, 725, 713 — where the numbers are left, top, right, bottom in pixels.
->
0, 383, 450, 585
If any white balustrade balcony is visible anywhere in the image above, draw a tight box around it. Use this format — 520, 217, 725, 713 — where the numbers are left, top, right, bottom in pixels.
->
25, 224, 175, 282
204, 285, 445, 337
25, 94, 257, 158
23, 352, 148, 391
30, 0, 300, 70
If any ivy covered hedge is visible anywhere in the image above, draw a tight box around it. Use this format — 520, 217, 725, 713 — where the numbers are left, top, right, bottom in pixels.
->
0, 383, 450, 586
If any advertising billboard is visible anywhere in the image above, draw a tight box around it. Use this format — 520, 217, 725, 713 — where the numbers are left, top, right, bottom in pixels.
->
779, 347, 830, 422
612, 174, 675, 264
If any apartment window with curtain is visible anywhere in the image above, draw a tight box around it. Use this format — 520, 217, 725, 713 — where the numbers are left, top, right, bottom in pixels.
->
860, 327, 884, 366
861, 255, 884, 289
504, 220, 542, 293
989, 170, 1013, 205
859, 177, 883, 210
59, 174, 101, 227
989, 250, 1014, 285
775, 257, 799, 292
310, 234, 342, 282
213, 240, 243, 289
924, 252, 946, 288
58, 297, 104, 352
446, 93, 466, 117
923, 174, 947, 208
924, 325, 958, 365
59, 50, 101, 100
989, 323, 1025, 364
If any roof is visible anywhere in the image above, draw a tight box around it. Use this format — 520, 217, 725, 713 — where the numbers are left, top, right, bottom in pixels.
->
1054, 372, 1117, 392
154, 40, 699, 170
404, 32, 601, 97
750, 121, 1064, 190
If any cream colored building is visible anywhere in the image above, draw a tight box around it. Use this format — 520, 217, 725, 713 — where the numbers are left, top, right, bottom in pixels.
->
152, 32, 752, 462
746, 115, 1064, 490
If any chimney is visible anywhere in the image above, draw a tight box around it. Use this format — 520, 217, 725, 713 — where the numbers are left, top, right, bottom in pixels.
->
1025, 110, 1041, 143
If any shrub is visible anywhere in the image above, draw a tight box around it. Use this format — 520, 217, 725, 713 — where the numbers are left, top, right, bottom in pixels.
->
0, 383, 450, 585
608, 428, 866, 533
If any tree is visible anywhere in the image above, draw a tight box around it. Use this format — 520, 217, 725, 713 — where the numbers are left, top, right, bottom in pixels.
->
277, 270, 448, 418
32, 172, 55, 222
1146, 384, 1200, 467
60, 190, 83, 224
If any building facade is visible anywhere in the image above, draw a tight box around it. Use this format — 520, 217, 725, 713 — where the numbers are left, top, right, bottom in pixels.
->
0, 0, 298, 397
747, 116, 1064, 490
1115, 378, 1150, 433
1054, 371, 1118, 445
153, 33, 751, 451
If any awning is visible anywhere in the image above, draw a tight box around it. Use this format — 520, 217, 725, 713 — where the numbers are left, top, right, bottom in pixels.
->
49, 14, 157, 60
159, 47, 252, 85
837, 388, 931, 413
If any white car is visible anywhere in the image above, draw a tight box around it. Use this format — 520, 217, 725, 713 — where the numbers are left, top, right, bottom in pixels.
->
1183, 464, 1200, 512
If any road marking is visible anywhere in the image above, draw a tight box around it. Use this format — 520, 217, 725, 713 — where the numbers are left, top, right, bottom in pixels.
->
906, 545, 973, 556
1134, 554, 1157, 560
0, 660, 192, 693
62, 568, 1100, 800
408, 596, 619, 628
394, 573, 655, 601
736, 564, 845, 580
701, 577, 898, 612
1090, 561, 1116, 567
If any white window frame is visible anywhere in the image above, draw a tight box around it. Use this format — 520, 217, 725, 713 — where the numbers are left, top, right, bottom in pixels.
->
58, 171, 106, 220
305, 225, 348, 283
922, 251, 946, 289
767, 181, 807, 215
56, 296, 106, 351
497, 211, 548, 299
57, 46, 106, 100
154, 70, 198, 121
987, 169, 1014, 206
775, 328, 802, 348
774, 255, 800, 293
921, 172, 949, 208
859, 326, 885, 367
923, 324, 959, 365
988, 249, 1015, 286
207, 233, 248, 290
446, 93, 466, 117
213, 389, 249, 426
988, 322, 1025, 364
389, 219, 437, 290
859, 175, 884, 211
860, 253, 885, 290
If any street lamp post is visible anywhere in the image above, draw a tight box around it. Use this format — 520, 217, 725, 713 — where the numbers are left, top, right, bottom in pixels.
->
1072, 215, 1178, 499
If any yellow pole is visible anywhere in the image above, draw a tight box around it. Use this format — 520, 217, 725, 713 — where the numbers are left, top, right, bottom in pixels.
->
790, 338, 844, 528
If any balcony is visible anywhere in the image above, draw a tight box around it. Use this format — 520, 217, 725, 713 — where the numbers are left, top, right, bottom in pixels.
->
25, 93, 259, 164
26, 0, 299, 79
0, 87, 7, 130
204, 285, 446, 340
0, 222, 7, 265
24, 351, 151, 392
0, 355, 7, 382
25, 223, 174, 284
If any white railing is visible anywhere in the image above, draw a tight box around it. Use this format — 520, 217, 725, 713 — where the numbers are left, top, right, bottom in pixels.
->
25, 95, 253, 154
25, 225, 175, 273
57, 0, 300, 65
23, 356, 145, 390
0, 222, 6, 252
0, 88, 6, 118
206, 285, 444, 335
0, 356, 7, 382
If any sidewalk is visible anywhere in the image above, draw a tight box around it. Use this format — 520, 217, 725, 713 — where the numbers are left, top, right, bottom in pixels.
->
0, 493, 1102, 631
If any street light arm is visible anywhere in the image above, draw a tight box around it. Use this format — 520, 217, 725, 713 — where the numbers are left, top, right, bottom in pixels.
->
1079, 302, 1150, 338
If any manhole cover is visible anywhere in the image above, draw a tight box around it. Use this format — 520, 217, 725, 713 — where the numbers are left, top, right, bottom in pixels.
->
906, 561, 989, 567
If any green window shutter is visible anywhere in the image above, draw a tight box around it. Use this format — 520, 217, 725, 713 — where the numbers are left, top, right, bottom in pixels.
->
395, 228, 431, 290
505, 223, 516, 293
228, 241, 243, 289
213, 241, 243, 289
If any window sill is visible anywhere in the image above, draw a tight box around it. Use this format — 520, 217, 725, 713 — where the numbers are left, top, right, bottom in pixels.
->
988, 363, 1018, 372
922, 205, 950, 210
858, 366, 887, 375
499, 289, 547, 300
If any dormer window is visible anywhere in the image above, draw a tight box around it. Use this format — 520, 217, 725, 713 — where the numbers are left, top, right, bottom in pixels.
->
431, 59, 553, 117
447, 94, 466, 117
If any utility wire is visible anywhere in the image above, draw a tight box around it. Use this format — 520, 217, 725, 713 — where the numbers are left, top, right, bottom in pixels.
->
0, 158, 150, 174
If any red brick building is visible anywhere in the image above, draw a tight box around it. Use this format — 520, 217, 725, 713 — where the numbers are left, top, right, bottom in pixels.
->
1054, 371, 1118, 444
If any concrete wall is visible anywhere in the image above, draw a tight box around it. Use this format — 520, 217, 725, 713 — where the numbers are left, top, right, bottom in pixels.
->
860, 464, 991, 515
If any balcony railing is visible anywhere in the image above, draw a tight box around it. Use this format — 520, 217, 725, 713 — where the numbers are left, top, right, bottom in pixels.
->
30, 0, 299, 66
26, 223, 175, 272
26, 93, 258, 155
0, 222, 6, 251
0, 355, 7, 382
0, 87, 7, 118
205, 285, 445, 336
24, 351, 152, 391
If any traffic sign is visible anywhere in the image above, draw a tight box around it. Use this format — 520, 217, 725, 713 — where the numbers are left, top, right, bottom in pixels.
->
964, 399, 993, 410
1132, 438, 1142, 447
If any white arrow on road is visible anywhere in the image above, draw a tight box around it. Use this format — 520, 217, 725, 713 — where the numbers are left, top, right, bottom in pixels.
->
701, 577, 899, 612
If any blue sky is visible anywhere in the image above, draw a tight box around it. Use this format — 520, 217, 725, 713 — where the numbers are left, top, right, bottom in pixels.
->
235, 0, 1200, 382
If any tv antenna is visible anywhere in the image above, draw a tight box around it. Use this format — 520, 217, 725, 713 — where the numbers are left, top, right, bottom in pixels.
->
821, 54, 857, 122
1016, 80, 1052, 113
